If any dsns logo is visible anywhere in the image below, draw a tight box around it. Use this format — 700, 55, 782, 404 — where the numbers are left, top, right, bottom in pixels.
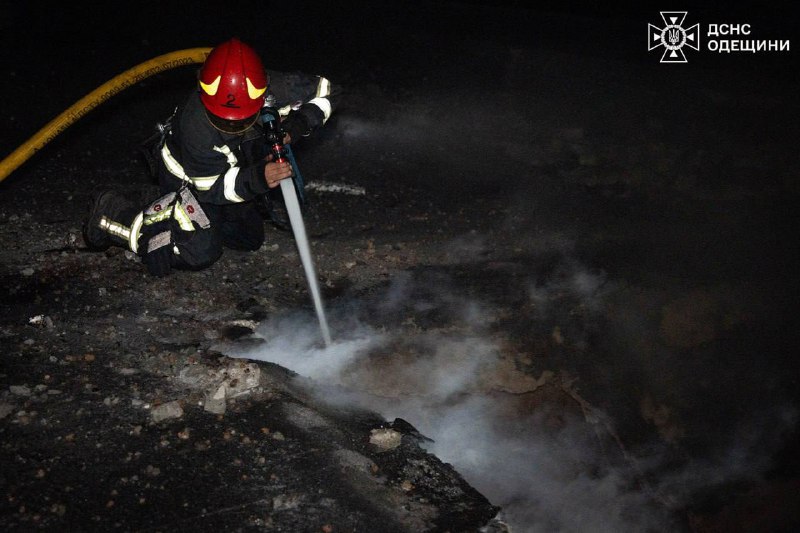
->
648, 11, 700, 63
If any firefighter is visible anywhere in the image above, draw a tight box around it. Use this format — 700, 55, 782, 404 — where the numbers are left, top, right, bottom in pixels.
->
83, 38, 334, 276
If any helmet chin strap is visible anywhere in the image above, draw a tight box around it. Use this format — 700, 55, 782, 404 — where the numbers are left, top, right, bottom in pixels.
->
204, 109, 259, 135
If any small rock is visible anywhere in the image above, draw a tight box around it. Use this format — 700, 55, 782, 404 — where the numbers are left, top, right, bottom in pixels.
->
228, 319, 258, 330
150, 401, 183, 423
334, 449, 378, 476
203, 387, 226, 416
0, 403, 15, 419
50, 503, 66, 517
210, 383, 227, 401
177, 365, 213, 389
9, 385, 32, 397
369, 428, 402, 451
272, 493, 302, 511
552, 326, 564, 345
224, 363, 261, 397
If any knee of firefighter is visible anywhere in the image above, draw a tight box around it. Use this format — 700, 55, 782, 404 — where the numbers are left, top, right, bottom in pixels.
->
219, 203, 265, 251
225, 231, 264, 252
173, 227, 223, 270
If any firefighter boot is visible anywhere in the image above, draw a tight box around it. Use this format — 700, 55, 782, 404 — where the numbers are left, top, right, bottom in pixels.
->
83, 189, 142, 251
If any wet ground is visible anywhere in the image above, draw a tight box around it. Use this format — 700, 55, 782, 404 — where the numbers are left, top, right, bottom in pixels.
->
2, 2, 800, 532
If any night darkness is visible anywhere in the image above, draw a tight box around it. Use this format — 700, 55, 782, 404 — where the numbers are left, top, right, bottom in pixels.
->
2, 1, 800, 531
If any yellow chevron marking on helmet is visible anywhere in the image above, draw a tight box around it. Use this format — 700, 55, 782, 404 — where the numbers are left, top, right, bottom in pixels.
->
246, 77, 266, 100
200, 75, 221, 96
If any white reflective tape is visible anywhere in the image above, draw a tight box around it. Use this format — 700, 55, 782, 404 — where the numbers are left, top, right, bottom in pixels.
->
129, 212, 144, 253
143, 206, 174, 225
213, 145, 238, 167
161, 144, 190, 181
308, 97, 332, 123
99, 216, 131, 240
173, 203, 196, 231
223, 167, 245, 203
193, 176, 219, 191
316, 77, 331, 98
161, 144, 220, 190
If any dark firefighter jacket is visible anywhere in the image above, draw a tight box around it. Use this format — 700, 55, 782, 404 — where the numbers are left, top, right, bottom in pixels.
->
158, 70, 333, 204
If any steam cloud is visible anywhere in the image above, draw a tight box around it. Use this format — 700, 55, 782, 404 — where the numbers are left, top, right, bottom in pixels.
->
225, 249, 799, 532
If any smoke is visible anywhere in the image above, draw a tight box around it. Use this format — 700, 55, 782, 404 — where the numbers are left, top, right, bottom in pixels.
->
226, 245, 799, 532
416, 394, 674, 533
225, 259, 672, 531
528, 255, 612, 318
227, 311, 384, 383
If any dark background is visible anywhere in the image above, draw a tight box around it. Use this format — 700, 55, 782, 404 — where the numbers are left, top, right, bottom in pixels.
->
2, 0, 798, 185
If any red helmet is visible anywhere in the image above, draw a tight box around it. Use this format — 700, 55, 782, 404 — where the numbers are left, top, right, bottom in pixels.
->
198, 38, 267, 121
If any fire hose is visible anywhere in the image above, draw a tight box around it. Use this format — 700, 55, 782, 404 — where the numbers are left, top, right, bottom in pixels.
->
0, 47, 212, 183
0, 47, 334, 346
262, 108, 333, 347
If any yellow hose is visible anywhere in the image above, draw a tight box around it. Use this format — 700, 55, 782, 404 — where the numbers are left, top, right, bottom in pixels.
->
0, 47, 212, 184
